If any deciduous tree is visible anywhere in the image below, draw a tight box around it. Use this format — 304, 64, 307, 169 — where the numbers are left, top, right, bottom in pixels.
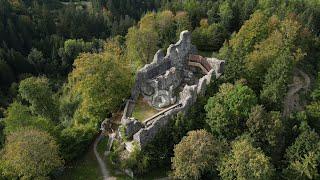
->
174, 11, 192, 40
4, 101, 54, 135
283, 124, 320, 179
205, 82, 257, 139
192, 22, 227, 51
218, 1, 233, 31
68, 48, 133, 125
0, 128, 63, 179
218, 136, 275, 180
260, 52, 293, 109
18, 76, 59, 121
27, 48, 45, 74
172, 130, 224, 179
246, 105, 284, 161
219, 11, 269, 81
126, 26, 159, 68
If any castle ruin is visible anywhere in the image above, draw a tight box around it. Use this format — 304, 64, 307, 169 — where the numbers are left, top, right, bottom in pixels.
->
120, 30, 225, 150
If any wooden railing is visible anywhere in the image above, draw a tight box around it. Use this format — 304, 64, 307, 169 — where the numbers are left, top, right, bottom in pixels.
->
143, 103, 182, 126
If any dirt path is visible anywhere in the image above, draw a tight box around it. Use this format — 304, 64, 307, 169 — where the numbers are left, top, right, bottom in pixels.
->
93, 133, 118, 180
283, 69, 310, 117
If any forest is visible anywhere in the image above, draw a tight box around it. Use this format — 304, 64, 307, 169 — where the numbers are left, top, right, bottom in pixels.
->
0, 0, 320, 179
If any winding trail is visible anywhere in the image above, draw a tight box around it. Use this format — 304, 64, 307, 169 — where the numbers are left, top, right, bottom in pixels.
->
93, 132, 118, 180
283, 69, 310, 117
93, 133, 110, 179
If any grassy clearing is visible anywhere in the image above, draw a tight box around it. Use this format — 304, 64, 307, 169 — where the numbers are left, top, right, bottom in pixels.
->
58, 146, 102, 180
132, 98, 159, 121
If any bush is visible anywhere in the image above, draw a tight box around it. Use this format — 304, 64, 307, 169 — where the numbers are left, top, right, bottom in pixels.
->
108, 139, 122, 165
119, 125, 128, 141
192, 22, 228, 51
58, 125, 97, 161
121, 144, 150, 175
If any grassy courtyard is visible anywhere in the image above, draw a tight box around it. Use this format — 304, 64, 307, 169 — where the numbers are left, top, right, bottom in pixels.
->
132, 97, 159, 121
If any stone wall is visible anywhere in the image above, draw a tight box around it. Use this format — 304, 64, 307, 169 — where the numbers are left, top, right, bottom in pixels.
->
130, 30, 196, 103
132, 69, 217, 148
121, 100, 135, 124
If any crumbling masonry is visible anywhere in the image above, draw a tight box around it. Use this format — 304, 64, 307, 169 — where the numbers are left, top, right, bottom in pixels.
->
120, 30, 225, 150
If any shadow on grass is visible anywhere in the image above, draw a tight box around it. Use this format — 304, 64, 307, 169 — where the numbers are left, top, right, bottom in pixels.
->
58, 135, 169, 180
58, 144, 102, 180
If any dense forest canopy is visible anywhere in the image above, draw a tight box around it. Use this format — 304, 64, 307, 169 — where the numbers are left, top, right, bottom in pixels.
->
0, 0, 320, 179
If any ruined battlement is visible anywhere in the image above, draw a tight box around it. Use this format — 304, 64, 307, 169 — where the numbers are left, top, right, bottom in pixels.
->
120, 30, 225, 150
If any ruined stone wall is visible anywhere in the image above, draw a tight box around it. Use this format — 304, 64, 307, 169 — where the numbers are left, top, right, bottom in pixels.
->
121, 100, 135, 124
130, 30, 196, 103
133, 69, 217, 148
207, 57, 225, 77
133, 105, 182, 147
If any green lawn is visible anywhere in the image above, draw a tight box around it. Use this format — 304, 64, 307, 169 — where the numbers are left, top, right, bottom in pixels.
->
132, 98, 159, 121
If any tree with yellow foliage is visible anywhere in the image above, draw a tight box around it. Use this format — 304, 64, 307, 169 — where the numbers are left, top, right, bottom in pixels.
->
172, 130, 224, 179
67, 40, 133, 125
0, 128, 63, 179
